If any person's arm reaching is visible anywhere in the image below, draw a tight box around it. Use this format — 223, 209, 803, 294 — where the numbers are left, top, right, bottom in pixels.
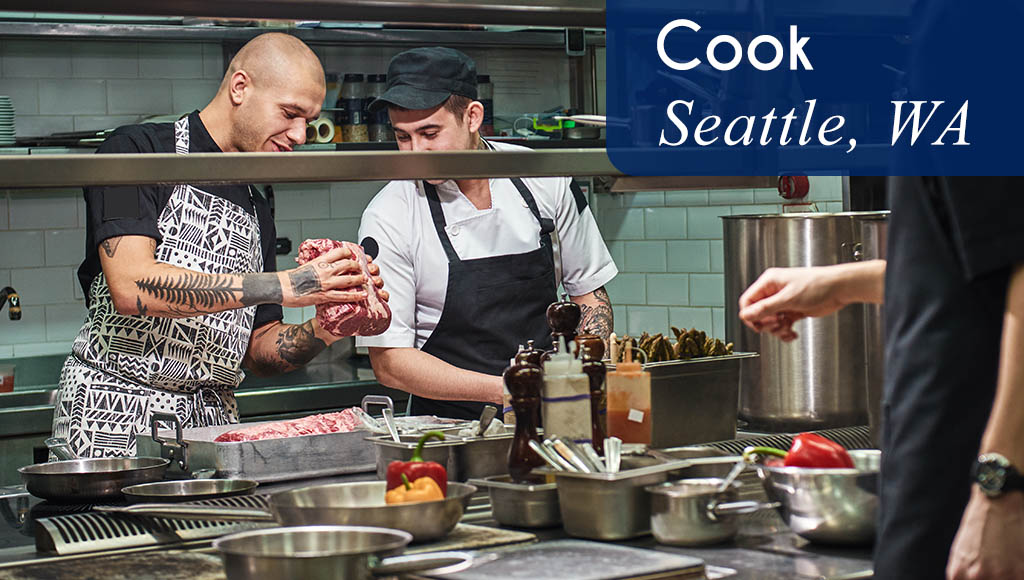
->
368, 346, 504, 406
100, 235, 378, 317
947, 264, 1024, 580
738, 260, 886, 341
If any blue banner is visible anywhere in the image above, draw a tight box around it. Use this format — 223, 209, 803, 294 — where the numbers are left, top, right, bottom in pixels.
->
607, 0, 1023, 176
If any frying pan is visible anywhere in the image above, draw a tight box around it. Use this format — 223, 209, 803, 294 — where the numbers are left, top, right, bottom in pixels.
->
214, 526, 476, 580
121, 479, 259, 503
98, 481, 476, 542
18, 438, 169, 502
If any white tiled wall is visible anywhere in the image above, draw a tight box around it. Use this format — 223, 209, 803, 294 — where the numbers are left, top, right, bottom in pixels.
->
596, 176, 845, 340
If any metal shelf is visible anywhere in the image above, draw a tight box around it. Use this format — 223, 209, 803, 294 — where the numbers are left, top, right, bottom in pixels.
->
0, 0, 606, 28
0, 21, 606, 48
0, 149, 622, 189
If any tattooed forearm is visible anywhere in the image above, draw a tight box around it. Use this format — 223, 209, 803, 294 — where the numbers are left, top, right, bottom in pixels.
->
101, 238, 122, 258
135, 296, 148, 316
136, 272, 240, 309
276, 320, 327, 366
578, 287, 613, 342
288, 266, 322, 297
241, 273, 283, 306
245, 321, 327, 375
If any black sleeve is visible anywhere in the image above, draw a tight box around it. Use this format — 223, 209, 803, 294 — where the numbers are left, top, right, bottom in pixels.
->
252, 189, 284, 329
85, 134, 165, 248
932, 177, 1024, 280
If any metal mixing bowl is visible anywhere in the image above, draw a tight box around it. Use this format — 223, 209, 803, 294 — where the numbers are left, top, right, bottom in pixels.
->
756, 449, 880, 545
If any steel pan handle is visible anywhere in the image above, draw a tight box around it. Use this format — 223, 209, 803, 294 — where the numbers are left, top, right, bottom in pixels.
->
95, 504, 275, 522
44, 437, 77, 461
372, 551, 480, 577
361, 395, 394, 416
150, 413, 189, 473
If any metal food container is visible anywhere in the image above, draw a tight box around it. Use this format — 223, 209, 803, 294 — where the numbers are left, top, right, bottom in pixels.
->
469, 475, 560, 528
136, 413, 377, 483
545, 458, 696, 540
607, 353, 757, 447
368, 430, 512, 482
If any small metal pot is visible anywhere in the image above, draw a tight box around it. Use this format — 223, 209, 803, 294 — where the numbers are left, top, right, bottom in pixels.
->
646, 478, 777, 546
122, 479, 258, 503
213, 525, 474, 580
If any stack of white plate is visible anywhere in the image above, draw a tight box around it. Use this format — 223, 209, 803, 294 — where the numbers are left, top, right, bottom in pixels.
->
0, 96, 15, 146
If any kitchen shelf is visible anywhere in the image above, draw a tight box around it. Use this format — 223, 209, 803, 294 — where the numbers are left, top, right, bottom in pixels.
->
0, 0, 606, 28
0, 148, 622, 189
299, 139, 606, 151
0, 21, 606, 48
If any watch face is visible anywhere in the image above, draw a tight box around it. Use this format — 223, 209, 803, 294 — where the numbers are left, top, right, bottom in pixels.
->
977, 454, 1011, 497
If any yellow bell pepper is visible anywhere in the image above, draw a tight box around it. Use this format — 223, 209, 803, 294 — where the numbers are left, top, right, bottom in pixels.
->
385, 473, 445, 504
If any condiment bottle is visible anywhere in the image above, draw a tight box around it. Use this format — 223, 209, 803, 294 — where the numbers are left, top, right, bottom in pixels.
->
546, 293, 581, 353
542, 336, 591, 445
605, 344, 652, 444
365, 74, 394, 142
575, 334, 607, 456
338, 73, 368, 143
504, 360, 545, 481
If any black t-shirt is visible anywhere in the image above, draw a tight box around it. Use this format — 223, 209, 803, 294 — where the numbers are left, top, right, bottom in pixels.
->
77, 111, 283, 329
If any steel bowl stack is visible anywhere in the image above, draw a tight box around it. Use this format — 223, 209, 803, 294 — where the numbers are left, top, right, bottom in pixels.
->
0, 96, 14, 146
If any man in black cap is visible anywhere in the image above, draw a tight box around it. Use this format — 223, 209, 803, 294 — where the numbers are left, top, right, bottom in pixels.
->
356, 47, 618, 419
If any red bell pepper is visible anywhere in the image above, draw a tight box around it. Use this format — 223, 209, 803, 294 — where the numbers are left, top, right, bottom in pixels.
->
744, 433, 855, 468
385, 431, 448, 496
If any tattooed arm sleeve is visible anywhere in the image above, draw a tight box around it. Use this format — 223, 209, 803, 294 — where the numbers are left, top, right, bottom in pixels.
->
573, 287, 614, 343
573, 286, 610, 346
243, 320, 330, 376
97, 235, 331, 318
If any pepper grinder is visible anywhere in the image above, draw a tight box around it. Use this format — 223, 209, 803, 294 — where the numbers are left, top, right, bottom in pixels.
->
546, 293, 581, 354
504, 360, 546, 482
575, 334, 607, 456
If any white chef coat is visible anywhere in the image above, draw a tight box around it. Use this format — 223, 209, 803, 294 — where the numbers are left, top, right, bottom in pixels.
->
355, 140, 617, 350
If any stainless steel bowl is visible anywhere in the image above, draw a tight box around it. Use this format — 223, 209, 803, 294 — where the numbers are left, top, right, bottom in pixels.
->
756, 449, 880, 545
214, 525, 473, 580
469, 475, 560, 528
270, 481, 477, 543
122, 478, 258, 503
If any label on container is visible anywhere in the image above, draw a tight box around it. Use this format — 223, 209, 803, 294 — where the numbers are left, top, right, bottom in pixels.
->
628, 408, 645, 423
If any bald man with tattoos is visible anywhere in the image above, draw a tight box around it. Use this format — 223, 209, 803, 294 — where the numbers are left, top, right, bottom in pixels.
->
52, 33, 388, 458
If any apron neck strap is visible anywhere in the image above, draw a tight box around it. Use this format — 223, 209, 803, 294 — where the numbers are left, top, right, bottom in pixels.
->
424, 181, 462, 263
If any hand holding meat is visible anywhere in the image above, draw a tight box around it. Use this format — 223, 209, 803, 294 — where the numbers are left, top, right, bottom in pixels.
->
279, 244, 371, 308
298, 239, 392, 336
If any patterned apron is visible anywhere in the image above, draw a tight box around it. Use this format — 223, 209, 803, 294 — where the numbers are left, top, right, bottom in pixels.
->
52, 116, 263, 458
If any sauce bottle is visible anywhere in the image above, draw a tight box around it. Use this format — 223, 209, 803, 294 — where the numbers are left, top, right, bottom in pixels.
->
542, 336, 591, 444
504, 360, 545, 482
606, 344, 652, 444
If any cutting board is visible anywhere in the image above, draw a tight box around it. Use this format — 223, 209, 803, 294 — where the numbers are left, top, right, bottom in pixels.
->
423, 539, 705, 580
407, 524, 535, 554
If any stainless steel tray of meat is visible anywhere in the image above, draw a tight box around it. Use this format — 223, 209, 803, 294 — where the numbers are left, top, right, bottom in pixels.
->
135, 398, 400, 483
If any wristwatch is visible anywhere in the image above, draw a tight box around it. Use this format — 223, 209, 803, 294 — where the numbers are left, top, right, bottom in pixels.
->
972, 453, 1024, 497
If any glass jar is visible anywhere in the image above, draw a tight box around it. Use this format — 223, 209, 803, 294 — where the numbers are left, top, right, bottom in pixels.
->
365, 74, 394, 142
338, 73, 368, 143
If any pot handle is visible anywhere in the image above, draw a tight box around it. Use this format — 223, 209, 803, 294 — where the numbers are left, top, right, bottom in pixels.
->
372, 551, 479, 576
94, 504, 275, 522
708, 500, 780, 520
44, 437, 77, 461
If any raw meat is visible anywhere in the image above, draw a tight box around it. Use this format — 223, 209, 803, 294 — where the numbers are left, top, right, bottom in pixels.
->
297, 238, 392, 337
214, 408, 367, 442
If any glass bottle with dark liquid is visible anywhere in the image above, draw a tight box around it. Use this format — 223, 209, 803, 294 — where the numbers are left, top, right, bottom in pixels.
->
504, 359, 546, 482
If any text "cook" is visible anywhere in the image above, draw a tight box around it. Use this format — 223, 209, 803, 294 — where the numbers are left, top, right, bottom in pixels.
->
657, 20, 813, 71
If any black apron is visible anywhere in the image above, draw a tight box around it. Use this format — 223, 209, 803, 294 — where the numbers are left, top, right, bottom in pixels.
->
874, 178, 1010, 579
410, 178, 559, 420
